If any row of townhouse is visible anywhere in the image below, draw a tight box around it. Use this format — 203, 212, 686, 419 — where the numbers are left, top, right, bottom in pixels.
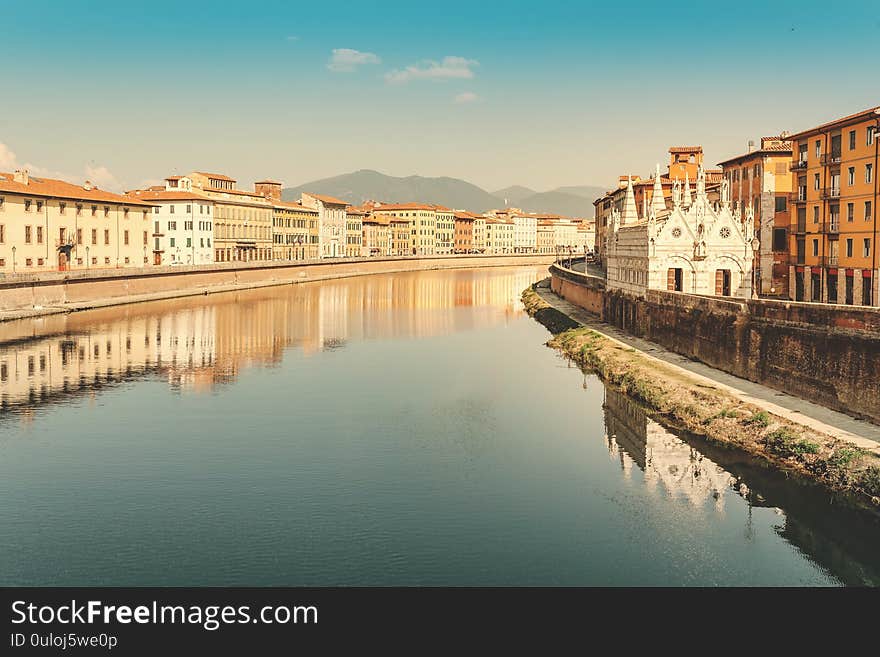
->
0, 164, 593, 274
593, 106, 880, 307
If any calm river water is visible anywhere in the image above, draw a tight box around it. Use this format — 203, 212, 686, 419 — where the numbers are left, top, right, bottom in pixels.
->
1, 266, 879, 586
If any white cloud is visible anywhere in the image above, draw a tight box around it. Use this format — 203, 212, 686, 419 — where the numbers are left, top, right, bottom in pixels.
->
0, 141, 123, 192
327, 48, 381, 73
385, 56, 478, 84
454, 92, 478, 104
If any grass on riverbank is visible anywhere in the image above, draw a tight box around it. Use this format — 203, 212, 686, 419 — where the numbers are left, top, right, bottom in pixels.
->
522, 284, 880, 507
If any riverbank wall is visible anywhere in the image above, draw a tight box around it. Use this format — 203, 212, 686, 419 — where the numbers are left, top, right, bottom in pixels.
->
0, 254, 554, 320
548, 263, 880, 425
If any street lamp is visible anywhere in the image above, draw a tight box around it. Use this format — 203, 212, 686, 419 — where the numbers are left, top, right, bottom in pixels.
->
11, 245, 16, 273
86, 246, 89, 269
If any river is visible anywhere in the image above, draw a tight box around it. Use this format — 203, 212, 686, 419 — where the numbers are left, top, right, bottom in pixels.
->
1, 265, 879, 586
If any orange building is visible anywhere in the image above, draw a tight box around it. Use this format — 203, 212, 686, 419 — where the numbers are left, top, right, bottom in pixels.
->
718, 136, 793, 298
453, 210, 478, 253
787, 107, 879, 305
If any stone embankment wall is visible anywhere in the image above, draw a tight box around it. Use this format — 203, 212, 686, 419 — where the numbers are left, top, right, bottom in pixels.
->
0, 254, 554, 314
549, 263, 880, 425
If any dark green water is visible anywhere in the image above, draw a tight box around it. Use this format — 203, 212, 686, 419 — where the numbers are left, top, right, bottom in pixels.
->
1, 266, 879, 586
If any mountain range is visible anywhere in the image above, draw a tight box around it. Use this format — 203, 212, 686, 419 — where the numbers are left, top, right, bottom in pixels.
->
282, 170, 606, 216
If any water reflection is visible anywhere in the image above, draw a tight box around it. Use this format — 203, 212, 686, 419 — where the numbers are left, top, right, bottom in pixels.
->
0, 267, 541, 419
602, 387, 880, 586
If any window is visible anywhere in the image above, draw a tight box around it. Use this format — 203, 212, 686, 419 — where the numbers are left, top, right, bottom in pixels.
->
123, 230, 129, 245
76, 204, 83, 216
812, 239, 819, 256
848, 203, 854, 222
869, 127, 876, 146
36, 226, 43, 244
0, 197, 4, 210
849, 130, 856, 150
867, 164, 874, 184
775, 195, 787, 212
104, 229, 110, 245
813, 206, 819, 223
814, 173, 821, 190
123, 208, 129, 219
91, 229, 97, 245
36, 200, 43, 212
815, 140, 821, 158
771, 227, 786, 252
170, 205, 175, 214
91, 205, 97, 216
864, 239, 871, 258
848, 167, 855, 185
25, 225, 32, 243
103, 206, 109, 217
25, 199, 32, 212
154, 206, 159, 214
867, 201, 873, 221
59, 202, 66, 215
0, 224, 4, 243
77, 228, 82, 245
143, 231, 148, 246
186, 205, 192, 213
170, 238, 176, 247
846, 238, 853, 258
186, 238, 192, 248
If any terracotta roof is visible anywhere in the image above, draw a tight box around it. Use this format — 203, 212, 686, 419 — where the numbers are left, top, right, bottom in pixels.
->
371, 203, 435, 211
303, 192, 348, 206
431, 204, 453, 212
668, 146, 703, 153
453, 210, 477, 219
126, 189, 216, 203
254, 179, 281, 185
346, 207, 367, 216
0, 172, 155, 206
165, 175, 184, 181
273, 200, 318, 212
787, 106, 880, 140
199, 186, 269, 200
717, 146, 793, 167
194, 171, 236, 182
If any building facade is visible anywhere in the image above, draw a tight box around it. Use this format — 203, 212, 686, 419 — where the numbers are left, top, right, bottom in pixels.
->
0, 169, 154, 273
453, 211, 476, 253
718, 136, 792, 298
181, 172, 272, 263
126, 185, 214, 266
301, 193, 348, 258
484, 217, 514, 254
433, 205, 455, 255
345, 208, 364, 257
605, 169, 754, 298
362, 213, 391, 257
370, 204, 436, 255
787, 107, 879, 306
512, 212, 538, 253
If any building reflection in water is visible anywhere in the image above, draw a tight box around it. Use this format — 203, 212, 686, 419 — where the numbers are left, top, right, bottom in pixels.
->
0, 267, 542, 417
601, 386, 880, 586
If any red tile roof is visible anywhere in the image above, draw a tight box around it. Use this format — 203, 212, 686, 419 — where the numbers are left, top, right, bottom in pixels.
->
0, 172, 155, 206
787, 106, 880, 140
303, 192, 348, 206
273, 200, 318, 212
126, 189, 215, 203
371, 203, 435, 211
668, 146, 703, 153
194, 171, 236, 182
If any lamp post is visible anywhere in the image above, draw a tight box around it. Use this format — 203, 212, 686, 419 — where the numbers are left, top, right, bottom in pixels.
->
12, 246, 16, 273
86, 246, 89, 269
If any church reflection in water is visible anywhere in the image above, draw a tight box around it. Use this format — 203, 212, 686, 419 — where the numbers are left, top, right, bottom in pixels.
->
0, 267, 541, 417
601, 387, 880, 586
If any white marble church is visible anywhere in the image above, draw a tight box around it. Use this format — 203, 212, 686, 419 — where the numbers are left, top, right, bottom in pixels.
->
605, 165, 756, 298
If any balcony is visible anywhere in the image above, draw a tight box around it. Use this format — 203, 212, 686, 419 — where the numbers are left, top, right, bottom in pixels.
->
790, 159, 809, 171
791, 189, 808, 203
820, 152, 842, 166
825, 219, 840, 233
821, 187, 841, 200
822, 255, 839, 267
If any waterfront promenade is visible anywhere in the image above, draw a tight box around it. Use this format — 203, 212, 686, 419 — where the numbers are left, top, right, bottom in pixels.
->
532, 279, 880, 451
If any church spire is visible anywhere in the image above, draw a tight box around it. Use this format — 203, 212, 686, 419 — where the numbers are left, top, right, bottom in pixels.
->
682, 171, 692, 208
651, 164, 666, 216
621, 176, 638, 225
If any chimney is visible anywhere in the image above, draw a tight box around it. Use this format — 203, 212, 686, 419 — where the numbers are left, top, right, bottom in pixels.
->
83, 180, 93, 191
747, 140, 755, 153
13, 168, 29, 185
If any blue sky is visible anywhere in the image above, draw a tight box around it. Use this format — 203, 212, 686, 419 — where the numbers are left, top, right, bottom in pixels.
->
1, 0, 878, 194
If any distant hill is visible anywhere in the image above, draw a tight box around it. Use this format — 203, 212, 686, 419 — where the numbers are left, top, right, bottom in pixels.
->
550, 185, 607, 200
283, 169, 500, 212
282, 169, 603, 216
492, 185, 536, 205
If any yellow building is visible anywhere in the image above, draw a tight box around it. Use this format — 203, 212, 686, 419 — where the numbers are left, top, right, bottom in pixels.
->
432, 205, 455, 255
253, 179, 319, 261
484, 217, 514, 254
372, 203, 436, 255
473, 216, 486, 253
345, 207, 365, 257
0, 169, 154, 273
385, 214, 412, 256
361, 211, 391, 257
181, 172, 273, 263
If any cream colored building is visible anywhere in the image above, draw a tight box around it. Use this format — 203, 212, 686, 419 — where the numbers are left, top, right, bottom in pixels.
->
484, 217, 514, 254
0, 169, 154, 273
345, 207, 365, 257
179, 172, 273, 263
370, 203, 436, 255
253, 179, 319, 260
301, 192, 348, 258
473, 216, 487, 253
362, 212, 392, 256
432, 205, 455, 255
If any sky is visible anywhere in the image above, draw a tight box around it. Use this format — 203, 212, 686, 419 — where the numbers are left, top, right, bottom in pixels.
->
1, 0, 879, 194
